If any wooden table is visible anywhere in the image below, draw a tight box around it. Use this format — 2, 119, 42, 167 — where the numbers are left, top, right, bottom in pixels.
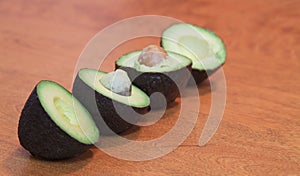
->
0, 0, 299, 175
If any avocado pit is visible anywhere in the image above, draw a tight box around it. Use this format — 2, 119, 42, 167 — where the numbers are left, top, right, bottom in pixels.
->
138, 45, 168, 67
99, 69, 132, 96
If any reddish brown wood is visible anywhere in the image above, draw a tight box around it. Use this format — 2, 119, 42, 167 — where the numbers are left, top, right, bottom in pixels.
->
0, 0, 299, 175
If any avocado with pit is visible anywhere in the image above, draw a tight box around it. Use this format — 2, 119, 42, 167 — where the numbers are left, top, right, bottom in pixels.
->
161, 23, 226, 85
115, 45, 192, 109
72, 68, 150, 135
18, 80, 99, 160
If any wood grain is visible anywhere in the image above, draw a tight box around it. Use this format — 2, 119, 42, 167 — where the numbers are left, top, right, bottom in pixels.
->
0, 0, 299, 175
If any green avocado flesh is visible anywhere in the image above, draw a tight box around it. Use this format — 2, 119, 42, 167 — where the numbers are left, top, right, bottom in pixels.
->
37, 81, 99, 144
161, 23, 226, 70
116, 50, 192, 72
78, 69, 150, 108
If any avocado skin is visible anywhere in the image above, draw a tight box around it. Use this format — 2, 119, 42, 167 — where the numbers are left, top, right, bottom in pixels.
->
73, 74, 149, 135
18, 86, 91, 160
115, 63, 192, 108
188, 66, 221, 85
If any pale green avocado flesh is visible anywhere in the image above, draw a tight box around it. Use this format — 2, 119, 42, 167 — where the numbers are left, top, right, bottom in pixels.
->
161, 23, 226, 70
37, 81, 99, 145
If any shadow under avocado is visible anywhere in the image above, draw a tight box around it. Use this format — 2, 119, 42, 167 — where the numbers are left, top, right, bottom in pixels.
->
93, 99, 180, 149
3, 148, 93, 176
166, 100, 179, 109
197, 79, 214, 96
181, 79, 214, 98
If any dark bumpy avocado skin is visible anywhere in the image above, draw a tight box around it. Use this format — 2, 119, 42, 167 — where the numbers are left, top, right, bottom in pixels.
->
188, 66, 222, 85
115, 63, 192, 108
72, 75, 149, 135
18, 86, 91, 160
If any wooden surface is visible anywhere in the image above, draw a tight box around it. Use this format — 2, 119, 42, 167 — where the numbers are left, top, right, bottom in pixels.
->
0, 0, 299, 175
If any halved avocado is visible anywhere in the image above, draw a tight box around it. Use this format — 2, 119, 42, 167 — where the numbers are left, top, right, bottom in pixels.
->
115, 50, 192, 108
18, 81, 99, 160
72, 69, 150, 135
161, 23, 226, 85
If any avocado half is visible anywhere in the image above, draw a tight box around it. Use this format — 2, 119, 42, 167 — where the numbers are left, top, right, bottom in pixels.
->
161, 23, 226, 85
115, 51, 192, 108
72, 68, 150, 135
18, 81, 99, 160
